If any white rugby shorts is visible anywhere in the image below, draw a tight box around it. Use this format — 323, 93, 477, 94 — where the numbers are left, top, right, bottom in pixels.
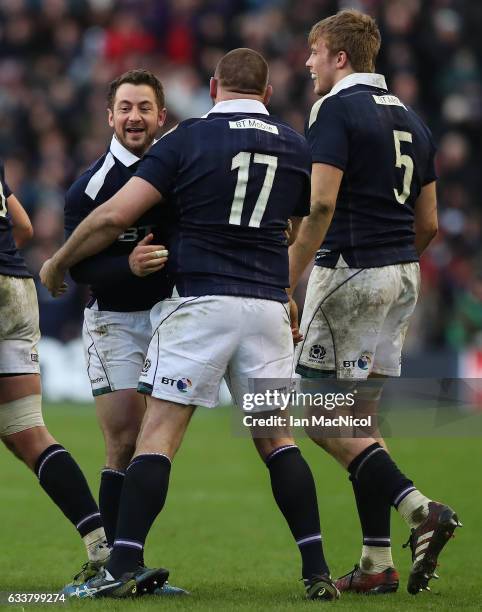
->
0, 276, 40, 375
82, 307, 152, 396
138, 295, 293, 410
295, 262, 420, 379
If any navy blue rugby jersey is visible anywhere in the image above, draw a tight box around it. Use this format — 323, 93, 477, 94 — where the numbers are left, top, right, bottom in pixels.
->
0, 163, 31, 278
135, 99, 311, 302
307, 73, 437, 268
64, 136, 173, 311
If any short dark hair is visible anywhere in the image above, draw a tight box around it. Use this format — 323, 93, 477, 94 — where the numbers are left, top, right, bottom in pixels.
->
107, 69, 165, 109
215, 48, 269, 96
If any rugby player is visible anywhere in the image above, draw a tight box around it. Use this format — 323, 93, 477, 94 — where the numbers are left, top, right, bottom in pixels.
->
0, 163, 110, 584
40, 48, 339, 601
64, 69, 185, 596
289, 9, 461, 596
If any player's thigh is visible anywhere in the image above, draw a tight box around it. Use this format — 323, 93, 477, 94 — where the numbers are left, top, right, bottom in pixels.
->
296, 266, 398, 379
0, 373, 41, 403
372, 262, 420, 376
227, 299, 293, 411
136, 397, 196, 460
95, 389, 146, 440
139, 296, 241, 408
0, 276, 40, 376
83, 308, 152, 395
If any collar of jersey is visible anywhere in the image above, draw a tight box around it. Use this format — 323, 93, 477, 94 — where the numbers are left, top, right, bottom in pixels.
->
308, 73, 387, 129
326, 72, 387, 99
205, 99, 269, 116
109, 135, 141, 167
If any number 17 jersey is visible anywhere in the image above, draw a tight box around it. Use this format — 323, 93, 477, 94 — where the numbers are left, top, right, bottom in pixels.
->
307, 73, 437, 269
135, 99, 311, 302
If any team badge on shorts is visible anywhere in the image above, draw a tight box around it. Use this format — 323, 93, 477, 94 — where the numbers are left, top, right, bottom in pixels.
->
177, 378, 192, 393
141, 358, 152, 373
309, 344, 326, 362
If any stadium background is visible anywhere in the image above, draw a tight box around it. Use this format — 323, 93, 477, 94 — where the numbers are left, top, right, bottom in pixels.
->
0, 0, 481, 379
0, 1, 481, 609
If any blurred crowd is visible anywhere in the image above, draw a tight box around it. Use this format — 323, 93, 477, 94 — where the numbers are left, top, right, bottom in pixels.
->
1, 0, 481, 350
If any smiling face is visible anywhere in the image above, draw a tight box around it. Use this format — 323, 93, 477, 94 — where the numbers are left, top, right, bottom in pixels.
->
306, 37, 340, 97
108, 83, 166, 156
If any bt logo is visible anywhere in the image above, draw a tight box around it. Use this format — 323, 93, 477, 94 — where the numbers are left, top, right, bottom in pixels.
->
117, 224, 155, 242
343, 353, 372, 370
177, 378, 192, 393
160, 377, 192, 393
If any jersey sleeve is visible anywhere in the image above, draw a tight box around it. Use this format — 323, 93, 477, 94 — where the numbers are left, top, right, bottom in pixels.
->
306, 95, 349, 171
69, 252, 132, 286
422, 127, 437, 185
0, 163, 12, 198
135, 126, 182, 198
64, 180, 90, 235
291, 141, 311, 217
64, 179, 133, 286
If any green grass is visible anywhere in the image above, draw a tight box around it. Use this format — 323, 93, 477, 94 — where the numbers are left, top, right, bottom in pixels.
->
0, 403, 480, 610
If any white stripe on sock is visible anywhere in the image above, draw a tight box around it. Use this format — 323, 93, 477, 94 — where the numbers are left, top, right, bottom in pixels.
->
114, 539, 143, 550
296, 534, 322, 547
102, 468, 125, 477
393, 486, 416, 507
37, 448, 68, 479
76, 512, 101, 530
363, 537, 391, 543
354, 447, 384, 479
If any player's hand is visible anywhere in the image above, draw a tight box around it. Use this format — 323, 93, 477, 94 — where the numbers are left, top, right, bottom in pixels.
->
289, 295, 303, 345
284, 218, 293, 243
39, 258, 68, 297
129, 233, 169, 277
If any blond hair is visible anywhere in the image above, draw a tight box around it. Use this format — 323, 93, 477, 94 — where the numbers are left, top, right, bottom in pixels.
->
308, 9, 381, 73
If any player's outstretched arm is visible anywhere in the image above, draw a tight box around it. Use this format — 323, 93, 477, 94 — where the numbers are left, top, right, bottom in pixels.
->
414, 181, 438, 255
40, 177, 162, 296
288, 163, 342, 292
7, 194, 33, 248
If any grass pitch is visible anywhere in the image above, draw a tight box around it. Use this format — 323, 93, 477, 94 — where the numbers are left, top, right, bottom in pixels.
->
0, 403, 479, 610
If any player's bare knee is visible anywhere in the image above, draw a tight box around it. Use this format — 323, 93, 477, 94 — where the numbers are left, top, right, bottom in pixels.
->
253, 436, 295, 461
306, 430, 335, 452
1, 434, 22, 460
104, 436, 137, 471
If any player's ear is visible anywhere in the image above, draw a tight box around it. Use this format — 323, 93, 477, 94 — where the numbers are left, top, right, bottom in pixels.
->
107, 107, 114, 128
263, 84, 273, 106
209, 77, 218, 101
158, 107, 167, 127
337, 50, 349, 69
